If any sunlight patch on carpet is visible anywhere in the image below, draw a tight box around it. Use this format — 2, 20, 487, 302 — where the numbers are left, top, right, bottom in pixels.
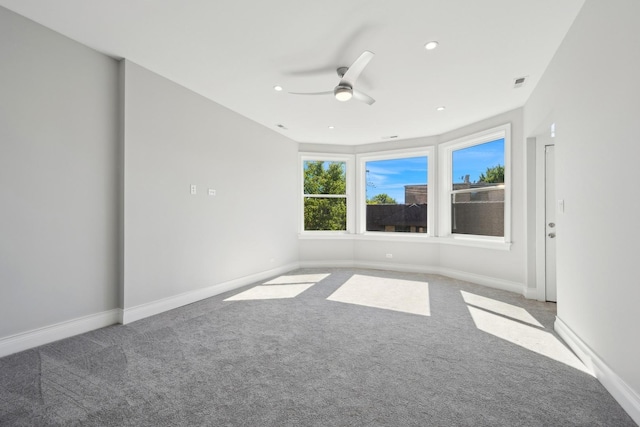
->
327, 274, 430, 316
224, 284, 314, 301
461, 291, 543, 327
263, 273, 329, 285
466, 305, 590, 374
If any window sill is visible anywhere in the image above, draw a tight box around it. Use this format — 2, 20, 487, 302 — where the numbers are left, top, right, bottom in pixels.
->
298, 232, 354, 240
355, 232, 434, 243
436, 236, 512, 251
298, 232, 512, 250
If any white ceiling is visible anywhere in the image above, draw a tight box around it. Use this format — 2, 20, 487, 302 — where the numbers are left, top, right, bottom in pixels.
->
0, 0, 584, 145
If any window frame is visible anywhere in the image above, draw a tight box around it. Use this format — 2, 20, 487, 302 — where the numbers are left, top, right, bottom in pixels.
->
299, 153, 355, 235
356, 147, 435, 237
437, 123, 511, 243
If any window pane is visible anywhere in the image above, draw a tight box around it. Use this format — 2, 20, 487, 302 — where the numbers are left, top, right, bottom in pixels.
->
451, 138, 505, 237
451, 188, 504, 236
304, 197, 347, 231
303, 161, 346, 195
365, 156, 427, 233
452, 139, 504, 185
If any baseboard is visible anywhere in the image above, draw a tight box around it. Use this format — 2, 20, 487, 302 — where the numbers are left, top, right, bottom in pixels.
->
120, 262, 300, 324
523, 285, 542, 300
298, 260, 356, 269
0, 309, 121, 358
354, 260, 440, 275
299, 260, 525, 296
555, 317, 640, 425
436, 267, 524, 295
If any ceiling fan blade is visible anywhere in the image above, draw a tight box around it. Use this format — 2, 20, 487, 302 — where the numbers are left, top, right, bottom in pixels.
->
353, 89, 375, 105
340, 51, 375, 87
283, 66, 337, 77
289, 91, 334, 96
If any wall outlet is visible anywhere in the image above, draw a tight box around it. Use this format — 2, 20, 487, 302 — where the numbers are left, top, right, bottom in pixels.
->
190, 184, 197, 195
385, 253, 393, 259
208, 189, 216, 196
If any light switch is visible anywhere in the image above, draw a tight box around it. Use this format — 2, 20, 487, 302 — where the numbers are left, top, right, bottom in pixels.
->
558, 199, 564, 213
190, 184, 197, 195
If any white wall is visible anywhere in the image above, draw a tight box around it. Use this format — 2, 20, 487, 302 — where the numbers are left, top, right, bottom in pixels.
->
437, 109, 525, 288
299, 108, 527, 292
0, 7, 120, 337
524, 0, 640, 414
122, 60, 299, 310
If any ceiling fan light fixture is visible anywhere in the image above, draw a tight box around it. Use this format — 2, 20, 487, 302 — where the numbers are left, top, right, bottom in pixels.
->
425, 41, 439, 50
334, 85, 353, 102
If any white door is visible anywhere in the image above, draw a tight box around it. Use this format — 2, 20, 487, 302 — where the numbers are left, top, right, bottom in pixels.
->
545, 145, 557, 302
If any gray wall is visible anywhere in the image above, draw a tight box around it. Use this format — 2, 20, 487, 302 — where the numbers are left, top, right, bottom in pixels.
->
0, 7, 120, 336
524, 0, 640, 399
0, 7, 299, 340
121, 60, 299, 309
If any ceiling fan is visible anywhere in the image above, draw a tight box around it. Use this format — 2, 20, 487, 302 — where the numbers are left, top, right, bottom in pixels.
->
289, 51, 376, 105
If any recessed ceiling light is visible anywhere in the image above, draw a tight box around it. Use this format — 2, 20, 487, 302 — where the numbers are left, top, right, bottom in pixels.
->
273, 85, 283, 91
328, 126, 335, 130
424, 41, 439, 50
436, 106, 446, 111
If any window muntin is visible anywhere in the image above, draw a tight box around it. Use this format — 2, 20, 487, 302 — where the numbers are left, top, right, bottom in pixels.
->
301, 158, 351, 232
439, 124, 511, 242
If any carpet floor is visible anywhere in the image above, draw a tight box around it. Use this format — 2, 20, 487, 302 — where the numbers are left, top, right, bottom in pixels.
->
0, 268, 636, 426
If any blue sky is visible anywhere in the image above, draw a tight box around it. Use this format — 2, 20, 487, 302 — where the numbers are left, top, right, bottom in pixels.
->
366, 156, 427, 203
452, 139, 504, 184
366, 138, 504, 203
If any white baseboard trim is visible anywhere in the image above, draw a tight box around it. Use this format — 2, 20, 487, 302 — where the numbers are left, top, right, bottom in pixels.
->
523, 285, 542, 300
0, 309, 121, 358
299, 260, 525, 295
120, 262, 300, 324
436, 267, 524, 295
354, 261, 440, 275
299, 260, 356, 269
555, 317, 640, 425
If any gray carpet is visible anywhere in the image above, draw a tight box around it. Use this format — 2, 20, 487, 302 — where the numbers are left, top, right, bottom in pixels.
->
0, 268, 636, 426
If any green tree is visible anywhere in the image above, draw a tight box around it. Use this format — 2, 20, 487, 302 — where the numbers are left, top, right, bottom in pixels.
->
304, 161, 347, 230
478, 165, 504, 183
367, 193, 397, 205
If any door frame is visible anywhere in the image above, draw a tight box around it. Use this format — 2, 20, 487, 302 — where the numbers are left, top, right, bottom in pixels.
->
535, 136, 554, 301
